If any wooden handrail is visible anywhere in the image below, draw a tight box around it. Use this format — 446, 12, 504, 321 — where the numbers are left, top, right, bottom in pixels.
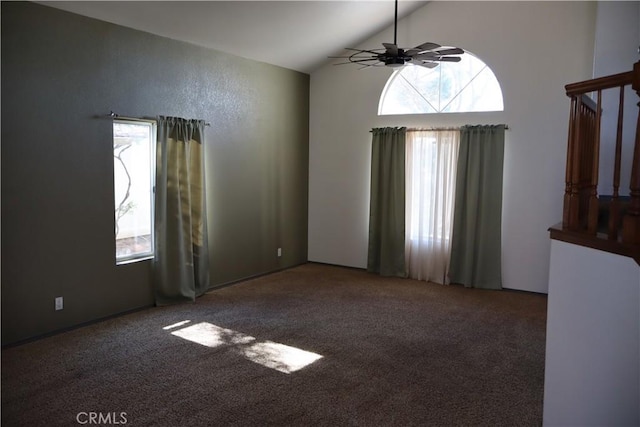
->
565, 70, 634, 96
557, 61, 640, 257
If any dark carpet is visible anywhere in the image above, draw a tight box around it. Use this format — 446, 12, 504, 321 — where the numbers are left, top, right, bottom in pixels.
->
2, 263, 547, 426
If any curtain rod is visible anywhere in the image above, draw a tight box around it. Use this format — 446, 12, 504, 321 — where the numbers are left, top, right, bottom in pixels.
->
371, 125, 510, 132
109, 111, 210, 127
409, 125, 509, 132
408, 127, 460, 132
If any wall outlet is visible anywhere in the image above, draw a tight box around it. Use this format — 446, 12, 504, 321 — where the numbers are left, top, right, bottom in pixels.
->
55, 296, 63, 311
277, 248, 282, 257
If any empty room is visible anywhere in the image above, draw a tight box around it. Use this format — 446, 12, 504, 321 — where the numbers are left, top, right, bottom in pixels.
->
2, 1, 639, 425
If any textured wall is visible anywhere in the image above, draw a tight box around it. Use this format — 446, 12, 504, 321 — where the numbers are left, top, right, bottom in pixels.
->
1, 2, 309, 345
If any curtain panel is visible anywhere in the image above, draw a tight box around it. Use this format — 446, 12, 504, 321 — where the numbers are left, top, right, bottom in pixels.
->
449, 125, 505, 289
405, 129, 460, 284
153, 116, 211, 305
367, 127, 407, 277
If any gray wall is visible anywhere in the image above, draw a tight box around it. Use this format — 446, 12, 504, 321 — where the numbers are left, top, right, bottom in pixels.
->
1, 2, 309, 345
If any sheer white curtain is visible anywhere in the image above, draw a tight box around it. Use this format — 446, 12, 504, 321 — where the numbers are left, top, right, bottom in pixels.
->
405, 129, 460, 284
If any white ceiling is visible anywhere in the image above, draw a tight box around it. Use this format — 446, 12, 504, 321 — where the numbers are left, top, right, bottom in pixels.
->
39, 1, 429, 74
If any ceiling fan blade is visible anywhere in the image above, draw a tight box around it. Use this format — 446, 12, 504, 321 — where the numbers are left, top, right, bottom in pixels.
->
359, 61, 384, 70
382, 43, 398, 56
343, 47, 385, 54
413, 52, 463, 62
350, 58, 381, 63
415, 61, 439, 69
436, 56, 462, 62
332, 58, 378, 65
413, 52, 441, 60
413, 42, 441, 52
432, 47, 465, 56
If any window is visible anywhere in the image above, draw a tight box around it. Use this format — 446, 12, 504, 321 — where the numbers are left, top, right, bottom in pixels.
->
113, 120, 155, 263
379, 51, 504, 115
405, 129, 459, 284
406, 130, 459, 243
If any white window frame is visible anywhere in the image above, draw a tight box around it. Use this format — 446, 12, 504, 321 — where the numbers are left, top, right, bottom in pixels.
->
378, 51, 504, 115
113, 118, 156, 264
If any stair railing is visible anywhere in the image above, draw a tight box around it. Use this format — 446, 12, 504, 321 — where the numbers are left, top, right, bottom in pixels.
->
562, 61, 640, 244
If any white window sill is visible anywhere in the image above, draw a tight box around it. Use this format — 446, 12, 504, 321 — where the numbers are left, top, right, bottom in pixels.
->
116, 255, 153, 266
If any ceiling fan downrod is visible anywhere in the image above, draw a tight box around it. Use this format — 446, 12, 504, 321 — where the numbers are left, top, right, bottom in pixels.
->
393, 0, 398, 47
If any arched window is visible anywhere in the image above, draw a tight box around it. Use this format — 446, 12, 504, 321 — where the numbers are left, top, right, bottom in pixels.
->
378, 51, 503, 115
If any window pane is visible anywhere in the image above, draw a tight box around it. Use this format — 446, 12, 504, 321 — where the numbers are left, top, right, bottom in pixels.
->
113, 121, 155, 262
379, 50, 504, 115
400, 65, 440, 112
380, 71, 437, 114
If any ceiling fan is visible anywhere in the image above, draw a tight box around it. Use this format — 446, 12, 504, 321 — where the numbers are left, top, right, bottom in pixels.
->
330, 0, 464, 69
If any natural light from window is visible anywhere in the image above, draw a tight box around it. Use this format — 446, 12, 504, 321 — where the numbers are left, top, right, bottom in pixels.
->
166, 321, 323, 374
378, 51, 504, 115
406, 130, 459, 244
113, 120, 155, 263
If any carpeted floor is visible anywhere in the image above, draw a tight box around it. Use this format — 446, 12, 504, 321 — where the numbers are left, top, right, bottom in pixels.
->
2, 263, 547, 426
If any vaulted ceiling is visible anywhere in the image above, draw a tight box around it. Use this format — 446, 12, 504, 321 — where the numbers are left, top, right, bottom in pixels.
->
39, 1, 429, 74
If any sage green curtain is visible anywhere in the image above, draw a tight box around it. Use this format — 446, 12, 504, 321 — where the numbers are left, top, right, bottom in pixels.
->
367, 127, 406, 277
153, 116, 210, 305
449, 125, 505, 289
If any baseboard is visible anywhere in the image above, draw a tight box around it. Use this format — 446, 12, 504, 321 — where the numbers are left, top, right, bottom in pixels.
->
306, 260, 367, 271
1, 304, 153, 349
206, 261, 311, 292
4, 263, 311, 349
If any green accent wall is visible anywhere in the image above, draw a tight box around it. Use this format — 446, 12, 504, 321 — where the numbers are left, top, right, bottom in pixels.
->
1, 2, 309, 345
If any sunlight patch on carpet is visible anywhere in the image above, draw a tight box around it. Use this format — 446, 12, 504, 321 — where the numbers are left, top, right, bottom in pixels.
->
239, 341, 324, 374
170, 322, 255, 348
165, 321, 323, 374
162, 320, 192, 330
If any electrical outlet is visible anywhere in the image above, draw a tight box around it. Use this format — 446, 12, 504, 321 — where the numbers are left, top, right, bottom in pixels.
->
277, 248, 282, 257
55, 297, 63, 311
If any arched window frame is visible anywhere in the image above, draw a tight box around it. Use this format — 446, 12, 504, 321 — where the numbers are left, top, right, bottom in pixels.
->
378, 50, 504, 115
